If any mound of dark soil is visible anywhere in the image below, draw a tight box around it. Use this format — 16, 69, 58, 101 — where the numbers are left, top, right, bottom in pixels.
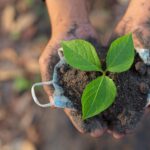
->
57, 53, 150, 133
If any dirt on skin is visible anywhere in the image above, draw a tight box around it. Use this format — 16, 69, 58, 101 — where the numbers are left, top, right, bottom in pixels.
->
57, 49, 150, 133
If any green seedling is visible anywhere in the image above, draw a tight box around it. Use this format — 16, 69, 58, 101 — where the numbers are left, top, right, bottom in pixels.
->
61, 33, 135, 120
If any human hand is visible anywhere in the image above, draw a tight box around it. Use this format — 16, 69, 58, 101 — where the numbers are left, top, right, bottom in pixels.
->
39, 22, 108, 137
107, 0, 150, 138
39, 0, 150, 139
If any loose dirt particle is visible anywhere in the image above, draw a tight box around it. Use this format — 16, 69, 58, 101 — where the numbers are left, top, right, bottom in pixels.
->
135, 61, 147, 75
139, 82, 149, 94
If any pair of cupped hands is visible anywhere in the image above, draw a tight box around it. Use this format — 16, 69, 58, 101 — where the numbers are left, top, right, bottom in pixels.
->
39, 18, 150, 139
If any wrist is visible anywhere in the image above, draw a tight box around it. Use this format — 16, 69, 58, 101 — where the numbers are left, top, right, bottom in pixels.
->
46, 0, 91, 36
52, 22, 97, 40
123, 0, 150, 24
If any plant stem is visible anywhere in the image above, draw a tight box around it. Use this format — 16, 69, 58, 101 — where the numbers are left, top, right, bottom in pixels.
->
103, 71, 106, 76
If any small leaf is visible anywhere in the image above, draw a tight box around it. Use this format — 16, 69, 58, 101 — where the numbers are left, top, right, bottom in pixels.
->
62, 39, 102, 71
106, 33, 135, 73
81, 76, 116, 120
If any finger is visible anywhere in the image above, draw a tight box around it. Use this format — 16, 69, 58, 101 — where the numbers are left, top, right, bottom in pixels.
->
107, 129, 112, 134
90, 128, 106, 138
39, 42, 59, 97
112, 131, 125, 139
110, 24, 150, 54
107, 129, 125, 139
107, 128, 125, 139
64, 109, 85, 133
64, 109, 106, 137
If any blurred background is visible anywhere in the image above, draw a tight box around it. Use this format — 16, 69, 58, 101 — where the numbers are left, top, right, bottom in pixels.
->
0, 0, 150, 150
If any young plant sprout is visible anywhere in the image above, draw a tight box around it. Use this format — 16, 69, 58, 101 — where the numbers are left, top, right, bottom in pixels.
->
61, 33, 135, 120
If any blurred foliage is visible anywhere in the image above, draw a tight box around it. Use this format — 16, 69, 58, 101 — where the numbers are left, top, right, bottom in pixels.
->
13, 74, 41, 93
13, 76, 31, 92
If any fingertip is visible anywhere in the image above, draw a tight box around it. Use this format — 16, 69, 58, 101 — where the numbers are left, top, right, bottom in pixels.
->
112, 132, 125, 139
107, 129, 112, 134
90, 128, 106, 138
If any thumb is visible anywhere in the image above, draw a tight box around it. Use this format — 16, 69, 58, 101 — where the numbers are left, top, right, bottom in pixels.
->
39, 41, 59, 98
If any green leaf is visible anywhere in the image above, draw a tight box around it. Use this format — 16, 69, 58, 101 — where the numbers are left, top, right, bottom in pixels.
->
81, 76, 116, 120
62, 39, 102, 71
106, 33, 135, 73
